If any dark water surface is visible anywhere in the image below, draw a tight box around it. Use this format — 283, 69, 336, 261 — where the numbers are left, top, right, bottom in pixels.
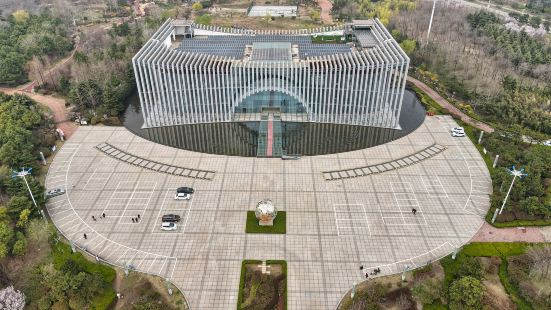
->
123, 90, 425, 157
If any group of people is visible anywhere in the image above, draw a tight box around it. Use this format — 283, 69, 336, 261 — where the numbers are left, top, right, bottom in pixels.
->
360, 266, 382, 279
91, 213, 107, 221
131, 214, 141, 223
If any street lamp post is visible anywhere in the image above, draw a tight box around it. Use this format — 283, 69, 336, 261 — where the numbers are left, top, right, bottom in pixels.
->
499, 166, 528, 215
12, 168, 43, 218
427, 0, 436, 42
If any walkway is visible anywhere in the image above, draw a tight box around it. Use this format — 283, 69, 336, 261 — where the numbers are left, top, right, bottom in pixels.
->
317, 0, 333, 24
407, 76, 494, 133
471, 222, 550, 243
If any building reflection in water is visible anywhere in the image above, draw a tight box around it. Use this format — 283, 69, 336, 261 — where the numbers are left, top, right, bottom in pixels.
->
123, 90, 425, 157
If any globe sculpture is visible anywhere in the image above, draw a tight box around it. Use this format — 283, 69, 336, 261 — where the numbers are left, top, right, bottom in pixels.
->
255, 199, 277, 226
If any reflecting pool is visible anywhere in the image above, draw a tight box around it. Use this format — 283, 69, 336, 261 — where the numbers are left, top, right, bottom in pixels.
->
123, 90, 425, 157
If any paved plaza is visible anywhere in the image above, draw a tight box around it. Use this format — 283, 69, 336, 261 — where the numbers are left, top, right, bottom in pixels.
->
45, 115, 491, 309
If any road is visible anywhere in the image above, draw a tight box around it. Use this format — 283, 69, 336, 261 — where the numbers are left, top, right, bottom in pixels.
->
317, 0, 333, 24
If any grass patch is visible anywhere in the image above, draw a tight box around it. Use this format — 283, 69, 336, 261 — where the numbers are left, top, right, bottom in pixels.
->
311, 34, 348, 44
491, 218, 551, 227
245, 211, 286, 234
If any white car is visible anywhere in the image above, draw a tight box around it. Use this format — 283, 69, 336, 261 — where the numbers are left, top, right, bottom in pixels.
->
451, 127, 464, 134
174, 192, 191, 200
452, 131, 466, 137
544, 140, 551, 146
161, 222, 177, 231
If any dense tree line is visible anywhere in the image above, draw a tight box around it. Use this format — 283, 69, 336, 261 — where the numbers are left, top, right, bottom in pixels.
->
468, 11, 551, 66
482, 129, 550, 219
56, 21, 144, 121
0, 11, 72, 85
0, 93, 56, 259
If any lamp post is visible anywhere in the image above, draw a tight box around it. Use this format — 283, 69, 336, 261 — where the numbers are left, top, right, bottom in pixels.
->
427, 0, 436, 42
499, 166, 528, 215
11, 168, 41, 215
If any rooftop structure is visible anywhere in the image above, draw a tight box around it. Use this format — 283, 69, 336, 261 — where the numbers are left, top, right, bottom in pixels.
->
132, 19, 409, 129
248, 5, 298, 17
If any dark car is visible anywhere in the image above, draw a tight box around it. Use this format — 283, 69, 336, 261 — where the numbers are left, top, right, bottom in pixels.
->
46, 188, 66, 198
177, 187, 194, 194
162, 214, 181, 222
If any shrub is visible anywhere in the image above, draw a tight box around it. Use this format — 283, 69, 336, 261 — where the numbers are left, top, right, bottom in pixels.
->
412, 278, 442, 305
12, 232, 27, 256
448, 276, 485, 310
458, 257, 484, 280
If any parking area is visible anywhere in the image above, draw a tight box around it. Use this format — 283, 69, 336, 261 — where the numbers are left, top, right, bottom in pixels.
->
45, 115, 491, 309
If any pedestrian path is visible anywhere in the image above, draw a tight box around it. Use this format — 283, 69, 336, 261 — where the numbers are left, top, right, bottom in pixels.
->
407, 76, 494, 133
95, 142, 215, 180
322, 144, 446, 181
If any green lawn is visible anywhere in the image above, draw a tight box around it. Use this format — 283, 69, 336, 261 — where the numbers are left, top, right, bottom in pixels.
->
311, 35, 348, 44
245, 211, 286, 234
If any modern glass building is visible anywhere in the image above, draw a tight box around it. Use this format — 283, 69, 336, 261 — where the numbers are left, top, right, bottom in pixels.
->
132, 19, 409, 129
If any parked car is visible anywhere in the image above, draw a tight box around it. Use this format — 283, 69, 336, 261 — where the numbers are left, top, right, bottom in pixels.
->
161, 222, 177, 231
543, 140, 551, 146
46, 188, 66, 198
177, 187, 194, 194
452, 131, 466, 137
174, 192, 191, 200
451, 127, 464, 134
162, 214, 181, 222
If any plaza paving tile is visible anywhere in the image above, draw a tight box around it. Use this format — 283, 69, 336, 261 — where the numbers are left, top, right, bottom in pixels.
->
45, 115, 491, 309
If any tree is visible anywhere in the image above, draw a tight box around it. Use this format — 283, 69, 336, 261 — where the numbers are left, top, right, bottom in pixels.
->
192, 2, 203, 11
521, 196, 549, 218
309, 11, 321, 22
458, 257, 484, 280
0, 286, 25, 310
12, 232, 28, 256
16, 208, 31, 228
0, 221, 14, 258
448, 276, 485, 310
400, 39, 416, 56
12, 10, 30, 24
6, 196, 32, 220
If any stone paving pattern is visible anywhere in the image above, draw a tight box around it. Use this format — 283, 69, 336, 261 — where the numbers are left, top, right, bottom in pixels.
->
45, 115, 491, 309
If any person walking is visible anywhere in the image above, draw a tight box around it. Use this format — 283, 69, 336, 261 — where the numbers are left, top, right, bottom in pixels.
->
137, 214, 141, 219
92, 215, 96, 221
132, 218, 135, 223
412, 208, 417, 215
83, 233, 87, 239
102, 212, 106, 218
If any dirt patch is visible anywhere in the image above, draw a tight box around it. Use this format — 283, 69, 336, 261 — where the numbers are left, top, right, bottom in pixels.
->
471, 222, 545, 243
316, 0, 333, 24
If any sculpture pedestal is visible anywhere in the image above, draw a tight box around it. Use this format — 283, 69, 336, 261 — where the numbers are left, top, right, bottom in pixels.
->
258, 218, 274, 226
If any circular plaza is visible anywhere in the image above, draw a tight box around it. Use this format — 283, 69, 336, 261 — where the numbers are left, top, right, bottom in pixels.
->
44, 113, 491, 309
